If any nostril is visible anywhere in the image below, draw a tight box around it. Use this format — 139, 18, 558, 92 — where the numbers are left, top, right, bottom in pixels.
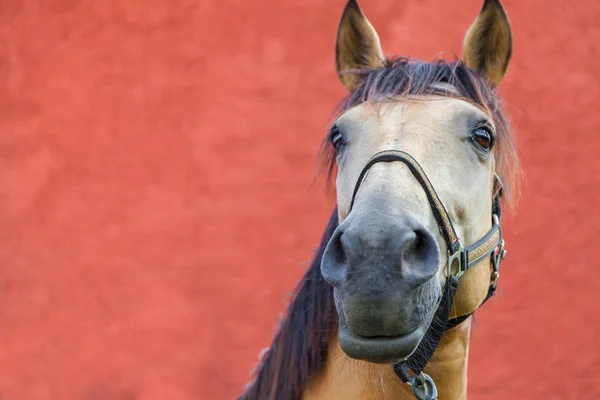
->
402, 228, 438, 269
320, 228, 348, 287
337, 233, 351, 265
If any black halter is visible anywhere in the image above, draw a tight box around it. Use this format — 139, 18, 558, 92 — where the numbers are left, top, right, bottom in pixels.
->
348, 150, 507, 400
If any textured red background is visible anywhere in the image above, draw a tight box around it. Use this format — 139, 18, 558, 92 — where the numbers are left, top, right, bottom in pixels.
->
1, 0, 599, 399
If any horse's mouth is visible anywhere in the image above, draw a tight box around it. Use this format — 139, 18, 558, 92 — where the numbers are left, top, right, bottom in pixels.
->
337, 319, 427, 364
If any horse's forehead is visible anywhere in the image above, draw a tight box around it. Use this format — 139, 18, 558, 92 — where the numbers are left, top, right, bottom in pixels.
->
337, 97, 487, 131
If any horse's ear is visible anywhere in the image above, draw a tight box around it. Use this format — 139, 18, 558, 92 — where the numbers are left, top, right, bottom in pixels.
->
462, 0, 512, 87
336, 0, 385, 92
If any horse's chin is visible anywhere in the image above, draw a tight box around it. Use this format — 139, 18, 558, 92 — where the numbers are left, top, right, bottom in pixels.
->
337, 319, 429, 364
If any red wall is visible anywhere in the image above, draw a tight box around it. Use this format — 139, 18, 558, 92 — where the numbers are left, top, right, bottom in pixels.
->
1, 0, 599, 398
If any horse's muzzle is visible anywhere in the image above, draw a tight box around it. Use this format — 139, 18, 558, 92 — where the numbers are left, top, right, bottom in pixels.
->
321, 211, 441, 362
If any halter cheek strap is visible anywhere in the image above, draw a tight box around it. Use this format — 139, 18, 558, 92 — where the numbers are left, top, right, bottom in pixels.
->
348, 150, 507, 400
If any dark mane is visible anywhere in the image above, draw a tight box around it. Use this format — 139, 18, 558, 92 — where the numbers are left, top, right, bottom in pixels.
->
239, 211, 338, 400
240, 57, 521, 400
321, 57, 521, 206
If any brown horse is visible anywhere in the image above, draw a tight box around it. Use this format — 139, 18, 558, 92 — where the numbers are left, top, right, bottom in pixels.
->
240, 0, 520, 399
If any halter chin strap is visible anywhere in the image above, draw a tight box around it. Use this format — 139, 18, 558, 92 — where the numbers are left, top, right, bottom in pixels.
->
348, 150, 507, 400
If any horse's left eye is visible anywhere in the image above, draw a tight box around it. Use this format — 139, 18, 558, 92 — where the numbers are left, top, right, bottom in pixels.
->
471, 127, 494, 151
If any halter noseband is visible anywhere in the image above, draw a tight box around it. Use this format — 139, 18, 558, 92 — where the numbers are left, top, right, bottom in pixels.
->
348, 150, 507, 400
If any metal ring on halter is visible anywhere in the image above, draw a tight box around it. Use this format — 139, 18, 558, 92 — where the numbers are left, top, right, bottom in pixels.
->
409, 372, 438, 400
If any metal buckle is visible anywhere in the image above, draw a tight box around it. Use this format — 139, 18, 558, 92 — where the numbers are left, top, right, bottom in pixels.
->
491, 239, 507, 289
490, 271, 500, 288
492, 213, 500, 226
447, 245, 466, 278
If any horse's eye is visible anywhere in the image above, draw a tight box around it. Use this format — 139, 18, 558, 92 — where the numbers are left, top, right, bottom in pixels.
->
329, 127, 345, 150
471, 126, 494, 151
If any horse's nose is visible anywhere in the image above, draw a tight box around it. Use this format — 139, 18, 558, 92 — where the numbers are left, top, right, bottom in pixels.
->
321, 214, 440, 290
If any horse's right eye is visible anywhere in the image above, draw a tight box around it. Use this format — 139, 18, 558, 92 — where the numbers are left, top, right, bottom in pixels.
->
329, 127, 345, 150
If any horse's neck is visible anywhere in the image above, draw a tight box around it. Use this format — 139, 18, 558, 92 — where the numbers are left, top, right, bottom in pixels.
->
302, 318, 473, 400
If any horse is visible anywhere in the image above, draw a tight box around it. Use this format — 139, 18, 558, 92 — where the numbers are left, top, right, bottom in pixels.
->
240, 0, 520, 398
